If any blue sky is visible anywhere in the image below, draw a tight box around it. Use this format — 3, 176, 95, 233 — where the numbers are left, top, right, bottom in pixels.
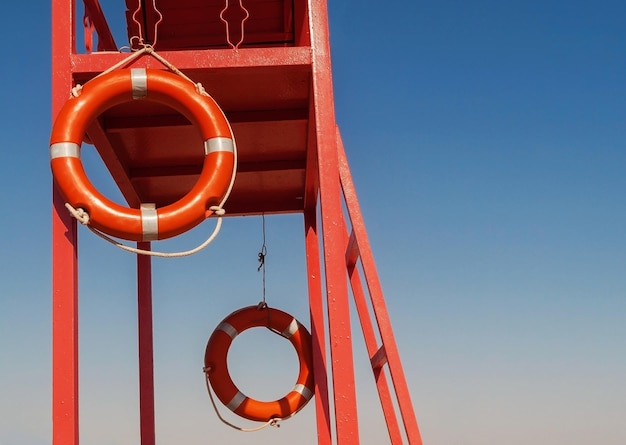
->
1, 1, 625, 444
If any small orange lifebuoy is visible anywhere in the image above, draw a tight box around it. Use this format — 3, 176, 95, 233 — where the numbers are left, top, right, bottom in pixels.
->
204, 305, 315, 422
50, 68, 235, 241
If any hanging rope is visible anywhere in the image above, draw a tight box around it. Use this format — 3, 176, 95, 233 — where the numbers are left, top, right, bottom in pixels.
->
256, 214, 276, 329
66, 203, 227, 258
203, 368, 286, 432
257, 214, 268, 303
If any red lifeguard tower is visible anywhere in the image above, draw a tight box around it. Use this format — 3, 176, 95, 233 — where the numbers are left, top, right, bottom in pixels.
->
51, 1, 423, 444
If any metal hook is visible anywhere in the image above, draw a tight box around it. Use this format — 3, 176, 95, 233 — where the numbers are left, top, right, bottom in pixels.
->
130, 0, 163, 49
220, 0, 250, 49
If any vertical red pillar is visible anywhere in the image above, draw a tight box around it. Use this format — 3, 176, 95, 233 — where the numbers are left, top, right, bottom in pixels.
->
304, 80, 332, 445
51, 1, 79, 444
308, 1, 360, 443
137, 243, 156, 445
51, 187, 79, 445
304, 207, 332, 445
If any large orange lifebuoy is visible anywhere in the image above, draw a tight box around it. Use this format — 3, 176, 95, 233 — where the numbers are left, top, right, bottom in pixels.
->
50, 68, 235, 241
204, 305, 315, 422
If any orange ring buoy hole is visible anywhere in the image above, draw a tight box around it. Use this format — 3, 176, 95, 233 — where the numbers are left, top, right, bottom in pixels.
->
204, 305, 315, 422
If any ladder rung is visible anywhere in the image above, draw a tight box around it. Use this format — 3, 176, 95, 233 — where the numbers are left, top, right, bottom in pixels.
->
370, 345, 388, 370
345, 229, 360, 268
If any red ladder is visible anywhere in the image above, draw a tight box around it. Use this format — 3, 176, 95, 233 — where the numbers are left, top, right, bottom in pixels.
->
303, 126, 423, 444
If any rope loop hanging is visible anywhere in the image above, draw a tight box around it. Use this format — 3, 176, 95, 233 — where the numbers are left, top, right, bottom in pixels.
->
66, 204, 228, 258
203, 368, 282, 432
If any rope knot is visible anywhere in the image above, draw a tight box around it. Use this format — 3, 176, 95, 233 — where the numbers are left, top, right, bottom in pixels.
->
196, 82, 208, 96
70, 84, 83, 98
65, 203, 90, 225
209, 206, 226, 216
257, 249, 266, 272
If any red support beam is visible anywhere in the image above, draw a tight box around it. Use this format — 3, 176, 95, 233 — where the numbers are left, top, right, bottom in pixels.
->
52, 1, 79, 444
68, 47, 312, 78
86, 117, 140, 208
83, 0, 117, 51
137, 242, 156, 445
51, 186, 79, 445
344, 232, 404, 444
304, 207, 332, 445
308, 1, 360, 443
337, 130, 423, 444
303, 77, 332, 444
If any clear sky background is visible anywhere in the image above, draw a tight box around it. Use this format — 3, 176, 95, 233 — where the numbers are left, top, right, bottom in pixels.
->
1, 1, 625, 444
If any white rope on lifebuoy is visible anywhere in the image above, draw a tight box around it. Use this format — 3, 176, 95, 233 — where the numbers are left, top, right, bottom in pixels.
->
203, 367, 285, 433
66, 203, 227, 258
65, 203, 90, 225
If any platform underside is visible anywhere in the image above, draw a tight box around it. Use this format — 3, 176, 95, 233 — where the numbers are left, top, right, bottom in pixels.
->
83, 0, 312, 216
85, 64, 311, 216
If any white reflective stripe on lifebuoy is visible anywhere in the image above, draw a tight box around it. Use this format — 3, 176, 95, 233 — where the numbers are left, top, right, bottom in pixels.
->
292, 383, 314, 401
281, 318, 299, 339
140, 203, 158, 241
217, 322, 238, 340
227, 391, 246, 411
204, 137, 234, 155
50, 142, 80, 159
131, 68, 148, 100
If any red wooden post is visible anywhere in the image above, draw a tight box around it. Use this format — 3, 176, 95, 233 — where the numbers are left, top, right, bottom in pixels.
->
137, 242, 156, 445
304, 206, 332, 445
51, 0, 79, 444
303, 80, 332, 445
308, 1, 361, 442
